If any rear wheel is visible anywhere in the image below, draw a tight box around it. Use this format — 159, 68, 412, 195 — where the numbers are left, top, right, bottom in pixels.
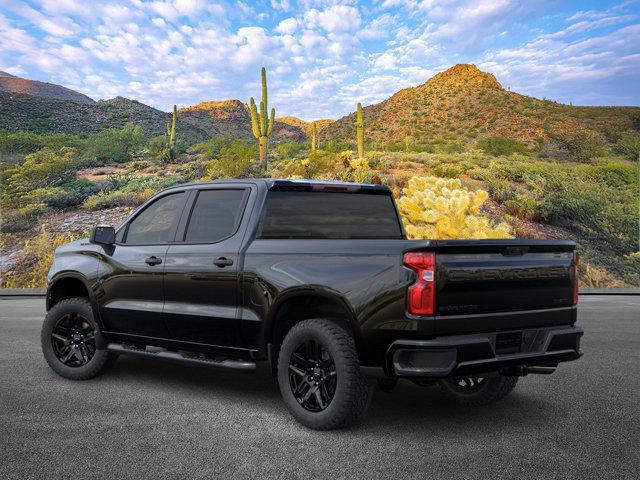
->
41, 298, 117, 380
438, 375, 518, 406
277, 319, 373, 430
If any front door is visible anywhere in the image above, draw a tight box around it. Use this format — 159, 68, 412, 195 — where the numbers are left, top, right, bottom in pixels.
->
97, 191, 187, 339
163, 187, 251, 347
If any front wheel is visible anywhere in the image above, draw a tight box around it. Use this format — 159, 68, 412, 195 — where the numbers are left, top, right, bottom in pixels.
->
277, 319, 373, 430
438, 375, 518, 406
41, 298, 117, 380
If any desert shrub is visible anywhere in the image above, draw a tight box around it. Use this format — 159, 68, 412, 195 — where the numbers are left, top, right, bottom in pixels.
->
30, 178, 99, 209
504, 194, 540, 220
397, 176, 513, 239
2, 227, 79, 288
0, 131, 87, 154
148, 135, 167, 157
322, 139, 352, 153
203, 140, 257, 179
615, 133, 640, 160
555, 132, 603, 162
439, 142, 465, 154
579, 262, 628, 288
174, 160, 206, 182
0, 147, 80, 209
82, 190, 147, 210
432, 163, 463, 178
277, 151, 336, 179
478, 136, 529, 156
27, 117, 54, 134
0, 203, 47, 233
347, 157, 373, 183
103, 174, 133, 192
193, 136, 242, 159
475, 158, 638, 254
275, 142, 306, 160
88, 123, 144, 162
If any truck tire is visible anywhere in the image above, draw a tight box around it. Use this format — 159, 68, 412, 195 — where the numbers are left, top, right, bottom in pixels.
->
277, 318, 373, 430
41, 297, 117, 380
438, 375, 518, 406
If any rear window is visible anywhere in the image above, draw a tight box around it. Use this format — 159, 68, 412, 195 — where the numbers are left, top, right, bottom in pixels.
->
257, 190, 403, 239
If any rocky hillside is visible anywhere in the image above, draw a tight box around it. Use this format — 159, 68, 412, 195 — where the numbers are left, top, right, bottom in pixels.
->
0, 71, 94, 104
0, 74, 306, 143
179, 100, 306, 142
321, 64, 640, 148
277, 116, 334, 135
0, 91, 210, 141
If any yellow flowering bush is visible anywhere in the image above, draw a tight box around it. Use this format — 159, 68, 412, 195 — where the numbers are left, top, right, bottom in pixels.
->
397, 176, 513, 239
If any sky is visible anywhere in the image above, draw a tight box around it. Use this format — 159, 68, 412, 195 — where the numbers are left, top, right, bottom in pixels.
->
0, 0, 638, 120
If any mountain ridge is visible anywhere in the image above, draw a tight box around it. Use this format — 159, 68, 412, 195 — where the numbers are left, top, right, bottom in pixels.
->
1, 65, 638, 149
0, 72, 95, 104
321, 64, 639, 148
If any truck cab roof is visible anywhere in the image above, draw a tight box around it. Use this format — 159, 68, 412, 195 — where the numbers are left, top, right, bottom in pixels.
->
164, 178, 392, 194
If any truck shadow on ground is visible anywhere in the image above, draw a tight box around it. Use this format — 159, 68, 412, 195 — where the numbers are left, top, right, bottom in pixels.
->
107, 356, 553, 432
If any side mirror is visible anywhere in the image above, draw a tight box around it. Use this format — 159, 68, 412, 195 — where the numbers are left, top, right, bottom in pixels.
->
90, 225, 115, 245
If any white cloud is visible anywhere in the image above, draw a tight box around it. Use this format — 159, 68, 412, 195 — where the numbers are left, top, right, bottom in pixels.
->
305, 5, 361, 33
0, 0, 636, 118
276, 17, 298, 35
271, 0, 291, 11
9, 2, 80, 37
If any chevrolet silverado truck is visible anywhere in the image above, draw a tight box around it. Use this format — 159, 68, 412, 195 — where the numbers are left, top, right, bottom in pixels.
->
41, 179, 583, 430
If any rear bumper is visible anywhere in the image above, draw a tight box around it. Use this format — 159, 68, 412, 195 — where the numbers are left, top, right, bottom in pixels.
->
387, 325, 583, 377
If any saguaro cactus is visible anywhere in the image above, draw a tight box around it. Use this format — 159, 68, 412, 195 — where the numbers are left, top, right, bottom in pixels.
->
165, 104, 177, 161
310, 122, 317, 152
250, 67, 275, 167
355, 102, 364, 160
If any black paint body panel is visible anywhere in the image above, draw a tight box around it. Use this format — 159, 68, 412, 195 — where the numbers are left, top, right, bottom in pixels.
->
46, 179, 580, 374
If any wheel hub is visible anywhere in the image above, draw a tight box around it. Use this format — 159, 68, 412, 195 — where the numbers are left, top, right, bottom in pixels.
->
288, 340, 337, 412
51, 313, 96, 368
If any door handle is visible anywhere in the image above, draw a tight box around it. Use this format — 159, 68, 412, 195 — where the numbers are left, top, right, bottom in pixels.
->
213, 257, 233, 267
145, 256, 162, 266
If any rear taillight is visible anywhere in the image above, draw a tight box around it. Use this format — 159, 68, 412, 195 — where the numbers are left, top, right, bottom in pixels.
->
404, 252, 435, 315
573, 251, 580, 305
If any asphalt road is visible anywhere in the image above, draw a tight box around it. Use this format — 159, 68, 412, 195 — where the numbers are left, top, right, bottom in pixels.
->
1, 296, 638, 479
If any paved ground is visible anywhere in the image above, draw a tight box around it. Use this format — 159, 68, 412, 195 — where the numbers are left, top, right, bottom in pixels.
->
1, 296, 638, 479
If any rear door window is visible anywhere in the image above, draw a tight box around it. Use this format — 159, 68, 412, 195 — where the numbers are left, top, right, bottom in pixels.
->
183, 189, 247, 243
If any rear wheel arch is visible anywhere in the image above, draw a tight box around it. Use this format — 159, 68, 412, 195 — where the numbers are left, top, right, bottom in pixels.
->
266, 289, 362, 372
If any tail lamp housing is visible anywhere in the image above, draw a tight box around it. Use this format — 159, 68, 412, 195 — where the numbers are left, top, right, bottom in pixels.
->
573, 250, 580, 305
404, 251, 435, 315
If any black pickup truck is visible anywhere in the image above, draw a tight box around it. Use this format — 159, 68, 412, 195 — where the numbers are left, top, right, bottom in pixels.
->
41, 179, 583, 429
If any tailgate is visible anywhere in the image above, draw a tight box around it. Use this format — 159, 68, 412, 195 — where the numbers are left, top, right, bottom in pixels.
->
431, 240, 577, 321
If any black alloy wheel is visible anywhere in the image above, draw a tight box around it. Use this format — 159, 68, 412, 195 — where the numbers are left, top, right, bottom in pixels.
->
288, 339, 337, 412
51, 313, 96, 367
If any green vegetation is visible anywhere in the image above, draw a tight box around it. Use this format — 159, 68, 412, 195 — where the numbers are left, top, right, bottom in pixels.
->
0, 131, 87, 155
355, 103, 364, 160
88, 123, 144, 162
165, 104, 177, 162
478, 136, 529, 156
310, 122, 317, 153
249, 67, 275, 167
203, 139, 257, 179
555, 132, 603, 162
614, 133, 640, 160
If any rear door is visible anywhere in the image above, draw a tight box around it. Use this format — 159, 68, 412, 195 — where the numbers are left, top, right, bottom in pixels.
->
97, 190, 188, 339
162, 185, 253, 348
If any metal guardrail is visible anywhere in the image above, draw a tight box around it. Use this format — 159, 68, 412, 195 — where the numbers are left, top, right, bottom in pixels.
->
0, 288, 638, 297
